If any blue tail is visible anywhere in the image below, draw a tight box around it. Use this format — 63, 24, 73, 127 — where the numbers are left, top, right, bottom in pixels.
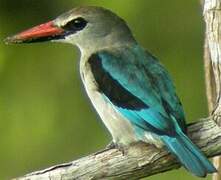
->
161, 131, 216, 177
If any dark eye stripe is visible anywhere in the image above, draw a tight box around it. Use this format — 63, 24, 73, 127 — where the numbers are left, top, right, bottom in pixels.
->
63, 17, 87, 32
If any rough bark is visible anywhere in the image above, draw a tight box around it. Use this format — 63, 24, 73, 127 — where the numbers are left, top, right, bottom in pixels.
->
14, 118, 221, 180
204, 0, 221, 179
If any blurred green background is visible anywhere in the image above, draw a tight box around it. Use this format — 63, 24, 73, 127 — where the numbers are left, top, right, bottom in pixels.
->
0, 0, 210, 179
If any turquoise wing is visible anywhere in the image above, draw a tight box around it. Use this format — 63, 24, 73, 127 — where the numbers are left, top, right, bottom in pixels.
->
88, 45, 186, 135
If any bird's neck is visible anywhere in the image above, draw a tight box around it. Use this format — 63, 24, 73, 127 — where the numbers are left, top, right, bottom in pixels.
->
79, 41, 135, 66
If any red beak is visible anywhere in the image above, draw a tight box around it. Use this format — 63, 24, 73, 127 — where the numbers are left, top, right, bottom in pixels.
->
5, 21, 64, 44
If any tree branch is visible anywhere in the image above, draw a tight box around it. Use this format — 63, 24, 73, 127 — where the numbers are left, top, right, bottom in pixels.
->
14, 118, 221, 180
204, 0, 221, 179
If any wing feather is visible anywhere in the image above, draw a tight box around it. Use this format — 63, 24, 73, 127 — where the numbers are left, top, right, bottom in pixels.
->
88, 45, 186, 135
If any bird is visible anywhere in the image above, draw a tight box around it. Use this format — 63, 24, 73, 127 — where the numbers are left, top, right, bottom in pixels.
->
5, 6, 216, 177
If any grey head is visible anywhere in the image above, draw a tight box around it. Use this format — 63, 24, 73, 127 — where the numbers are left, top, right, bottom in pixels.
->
6, 6, 136, 53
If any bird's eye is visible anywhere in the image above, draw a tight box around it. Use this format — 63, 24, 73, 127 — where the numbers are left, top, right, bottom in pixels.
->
63, 17, 87, 31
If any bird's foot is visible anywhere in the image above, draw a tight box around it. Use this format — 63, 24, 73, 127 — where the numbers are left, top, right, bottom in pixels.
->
106, 141, 126, 155
106, 141, 116, 149
94, 141, 127, 155
94, 141, 118, 155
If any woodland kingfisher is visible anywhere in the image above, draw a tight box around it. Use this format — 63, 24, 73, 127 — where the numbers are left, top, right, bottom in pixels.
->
5, 6, 216, 177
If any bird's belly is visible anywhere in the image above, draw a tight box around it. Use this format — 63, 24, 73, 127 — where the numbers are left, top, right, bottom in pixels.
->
87, 88, 138, 145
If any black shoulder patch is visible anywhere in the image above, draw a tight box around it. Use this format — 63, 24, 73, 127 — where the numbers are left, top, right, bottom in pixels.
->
88, 54, 148, 110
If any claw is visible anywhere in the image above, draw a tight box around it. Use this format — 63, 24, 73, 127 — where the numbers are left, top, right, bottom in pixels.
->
106, 141, 117, 149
